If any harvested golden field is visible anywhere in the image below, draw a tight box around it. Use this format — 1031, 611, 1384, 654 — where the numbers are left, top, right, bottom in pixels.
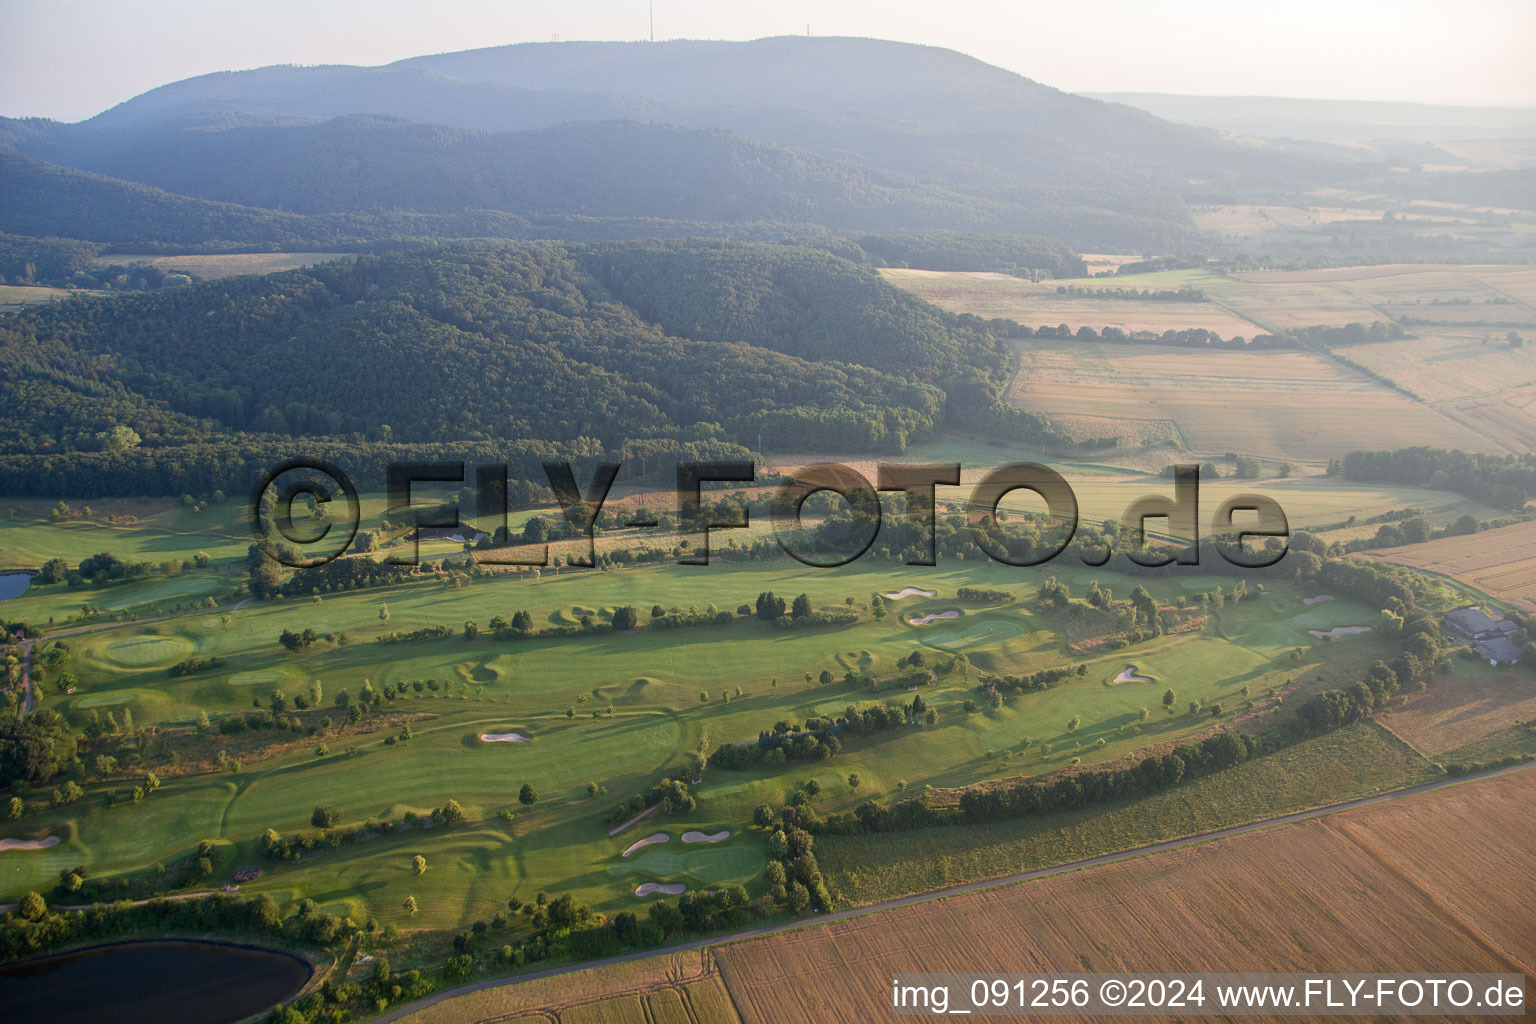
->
1006, 339, 1497, 463
880, 268, 1260, 335
1381, 669, 1536, 757
1191, 203, 1385, 235
711, 771, 1534, 1024
1367, 519, 1536, 613
1334, 329, 1536, 404
94, 251, 347, 279
1211, 265, 1535, 331
1332, 329, 1536, 450
398, 950, 735, 1024
885, 263, 1536, 335
1447, 383, 1536, 453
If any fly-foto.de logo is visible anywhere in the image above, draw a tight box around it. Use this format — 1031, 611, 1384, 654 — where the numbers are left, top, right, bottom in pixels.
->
250, 459, 1289, 571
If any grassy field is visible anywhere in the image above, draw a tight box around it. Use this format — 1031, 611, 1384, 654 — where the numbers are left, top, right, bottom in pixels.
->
815, 721, 1435, 903
0, 284, 99, 312
93, 252, 348, 280
401, 759, 1531, 1024
1, 525, 1399, 933
1380, 662, 1536, 757
1364, 518, 1536, 614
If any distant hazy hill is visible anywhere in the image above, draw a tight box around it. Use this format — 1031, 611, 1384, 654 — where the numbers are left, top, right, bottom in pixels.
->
1, 37, 1369, 251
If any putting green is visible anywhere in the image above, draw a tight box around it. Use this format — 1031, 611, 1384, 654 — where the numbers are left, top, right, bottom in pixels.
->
609, 843, 766, 883
228, 669, 286, 687
75, 689, 146, 708
915, 617, 1028, 651
105, 635, 194, 666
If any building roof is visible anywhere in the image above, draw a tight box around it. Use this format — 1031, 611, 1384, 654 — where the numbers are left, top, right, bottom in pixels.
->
1445, 605, 1503, 636
1478, 637, 1522, 665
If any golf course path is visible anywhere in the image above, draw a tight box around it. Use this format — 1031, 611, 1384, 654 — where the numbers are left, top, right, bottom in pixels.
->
372, 760, 1535, 1023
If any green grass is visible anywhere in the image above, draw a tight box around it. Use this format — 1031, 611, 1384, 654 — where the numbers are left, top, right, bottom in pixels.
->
818, 721, 1437, 905
0, 484, 1451, 941
1, 547, 1400, 933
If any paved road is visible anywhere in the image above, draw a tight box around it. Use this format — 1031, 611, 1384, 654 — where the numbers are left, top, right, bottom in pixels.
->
372, 759, 1535, 1023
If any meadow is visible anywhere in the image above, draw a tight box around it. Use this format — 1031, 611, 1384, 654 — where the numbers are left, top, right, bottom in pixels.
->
90, 252, 348, 280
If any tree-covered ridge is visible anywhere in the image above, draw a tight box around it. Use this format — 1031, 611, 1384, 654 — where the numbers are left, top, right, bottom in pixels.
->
0, 241, 1052, 465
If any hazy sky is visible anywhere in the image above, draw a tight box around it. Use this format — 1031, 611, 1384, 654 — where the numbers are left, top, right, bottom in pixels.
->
3, 0, 1534, 121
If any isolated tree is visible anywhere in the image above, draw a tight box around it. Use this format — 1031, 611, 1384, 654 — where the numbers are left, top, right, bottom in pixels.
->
1066, 714, 1081, 733
311, 805, 342, 829
412, 855, 427, 875
403, 895, 417, 915
102, 425, 141, 453
518, 783, 538, 806
378, 603, 390, 622
17, 890, 46, 921
1162, 688, 1176, 710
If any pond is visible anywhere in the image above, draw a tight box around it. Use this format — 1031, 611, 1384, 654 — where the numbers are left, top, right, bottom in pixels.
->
0, 940, 310, 1024
0, 572, 31, 602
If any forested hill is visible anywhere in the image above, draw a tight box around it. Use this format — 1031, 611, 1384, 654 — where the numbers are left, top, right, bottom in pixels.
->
0, 117, 1197, 252
0, 241, 1061, 493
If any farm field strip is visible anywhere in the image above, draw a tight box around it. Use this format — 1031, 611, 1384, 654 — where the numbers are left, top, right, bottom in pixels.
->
1004, 338, 1500, 462
1365, 519, 1536, 613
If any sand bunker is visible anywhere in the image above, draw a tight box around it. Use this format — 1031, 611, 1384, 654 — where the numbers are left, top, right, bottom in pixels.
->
681, 830, 730, 844
884, 587, 936, 601
1303, 595, 1335, 605
622, 833, 670, 857
1310, 626, 1373, 639
479, 732, 528, 743
908, 610, 960, 626
0, 836, 61, 852
635, 882, 686, 897
1113, 666, 1154, 684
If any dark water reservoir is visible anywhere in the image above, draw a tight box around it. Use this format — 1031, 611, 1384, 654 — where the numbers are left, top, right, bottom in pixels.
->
0, 939, 310, 1024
